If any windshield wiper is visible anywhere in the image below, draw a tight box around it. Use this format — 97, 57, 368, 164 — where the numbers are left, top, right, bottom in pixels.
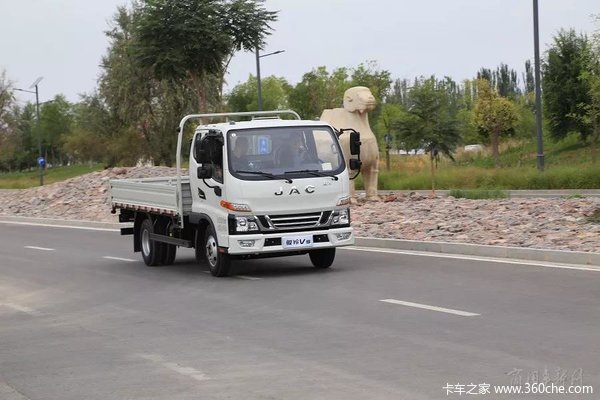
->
284, 169, 339, 181
236, 170, 292, 183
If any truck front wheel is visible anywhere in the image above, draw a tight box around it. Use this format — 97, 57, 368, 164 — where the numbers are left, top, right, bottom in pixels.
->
140, 218, 163, 266
204, 225, 231, 277
309, 248, 336, 269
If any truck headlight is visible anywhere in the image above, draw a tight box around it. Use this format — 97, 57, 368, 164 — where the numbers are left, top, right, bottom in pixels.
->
331, 208, 349, 225
336, 196, 350, 206
235, 216, 259, 232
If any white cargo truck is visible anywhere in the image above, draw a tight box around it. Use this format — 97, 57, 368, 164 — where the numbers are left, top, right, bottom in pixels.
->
110, 110, 362, 277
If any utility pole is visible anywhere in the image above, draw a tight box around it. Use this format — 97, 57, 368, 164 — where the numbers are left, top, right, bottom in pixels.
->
533, 0, 545, 172
255, 47, 285, 111
15, 76, 44, 185
255, 45, 263, 111
34, 81, 43, 185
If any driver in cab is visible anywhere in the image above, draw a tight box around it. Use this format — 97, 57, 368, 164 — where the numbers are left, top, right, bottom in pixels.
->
230, 136, 250, 171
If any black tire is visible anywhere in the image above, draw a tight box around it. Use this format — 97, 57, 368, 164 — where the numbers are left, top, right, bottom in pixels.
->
309, 248, 336, 269
140, 218, 163, 267
162, 243, 177, 266
204, 225, 231, 277
157, 218, 177, 266
195, 226, 206, 264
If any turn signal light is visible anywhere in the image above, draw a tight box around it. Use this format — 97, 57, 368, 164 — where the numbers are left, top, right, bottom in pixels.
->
220, 200, 252, 212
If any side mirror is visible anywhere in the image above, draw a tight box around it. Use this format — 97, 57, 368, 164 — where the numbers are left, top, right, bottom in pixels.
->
349, 159, 362, 171
197, 164, 213, 179
194, 139, 210, 163
350, 131, 361, 156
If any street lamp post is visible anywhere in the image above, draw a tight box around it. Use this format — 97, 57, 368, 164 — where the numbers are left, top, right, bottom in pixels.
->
15, 76, 44, 185
255, 47, 285, 111
533, 0, 545, 172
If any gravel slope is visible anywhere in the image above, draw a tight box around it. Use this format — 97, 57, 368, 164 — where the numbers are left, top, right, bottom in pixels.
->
0, 167, 598, 253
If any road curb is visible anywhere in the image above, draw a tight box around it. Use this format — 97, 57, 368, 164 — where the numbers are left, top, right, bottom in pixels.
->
1, 216, 597, 267
355, 189, 600, 198
355, 237, 600, 267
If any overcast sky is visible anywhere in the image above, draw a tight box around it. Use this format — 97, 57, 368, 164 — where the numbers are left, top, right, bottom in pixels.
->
2, 0, 598, 105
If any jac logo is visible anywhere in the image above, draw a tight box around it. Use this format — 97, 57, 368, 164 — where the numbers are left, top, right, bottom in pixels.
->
274, 185, 315, 196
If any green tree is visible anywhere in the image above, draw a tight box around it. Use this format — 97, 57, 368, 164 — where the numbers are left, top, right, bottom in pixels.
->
0, 69, 13, 129
580, 68, 600, 162
227, 75, 291, 112
477, 64, 520, 98
350, 61, 392, 102
62, 129, 105, 164
134, 0, 277, 112
40, 95, 72, 166
577, 17, 600, 162
388, 78, 410, 108
99, 5, 198, 166
543, 29, 593, 142
288, 66, 350, 119
63, 93, 112, 164
375, 103, 405, 146
392, 77, 462, 192
473, 79, 519, 166
11, 103, 38, 170
0, 71, 18, 171
288, 62, 392, 120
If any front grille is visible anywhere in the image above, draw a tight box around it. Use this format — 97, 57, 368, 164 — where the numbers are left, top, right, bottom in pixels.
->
267, 212, 322, 230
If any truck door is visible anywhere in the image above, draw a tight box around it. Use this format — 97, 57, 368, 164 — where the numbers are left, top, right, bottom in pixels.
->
190, 130, 227, 233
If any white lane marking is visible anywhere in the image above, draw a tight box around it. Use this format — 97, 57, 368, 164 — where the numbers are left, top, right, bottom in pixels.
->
343, 247, 600, 272
103, 256, 137, 262
201, 271, 210, 274
0, 303, 42, 316
24, 246, 54, 251
380, 299, 480, 317
233, 275, 262, 280
0, 220, 120, 232
137, 354, 209, 382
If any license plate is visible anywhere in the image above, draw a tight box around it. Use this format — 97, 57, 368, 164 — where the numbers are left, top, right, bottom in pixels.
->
282, 235, 313, 249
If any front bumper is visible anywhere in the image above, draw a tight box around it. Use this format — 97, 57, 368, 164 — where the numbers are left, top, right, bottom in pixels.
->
226, 227, 354, 255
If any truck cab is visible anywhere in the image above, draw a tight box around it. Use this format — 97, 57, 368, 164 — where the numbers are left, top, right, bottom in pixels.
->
110, 111, 359, 277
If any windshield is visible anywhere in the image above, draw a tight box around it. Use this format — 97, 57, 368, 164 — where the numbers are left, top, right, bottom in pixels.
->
227, 126, 344, 180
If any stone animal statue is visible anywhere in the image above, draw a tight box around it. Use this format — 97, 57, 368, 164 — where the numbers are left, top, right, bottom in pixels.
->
320, 86, 380, 202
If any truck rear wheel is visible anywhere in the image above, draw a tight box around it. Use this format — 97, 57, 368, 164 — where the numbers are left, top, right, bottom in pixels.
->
140, 218, 163, 266
156, 217, 177, 266
309, 248, 336, 269
204, 225, 231, 277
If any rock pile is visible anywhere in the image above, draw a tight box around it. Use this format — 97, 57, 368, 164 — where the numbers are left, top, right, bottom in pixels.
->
0, 167, 598, 253
0, 167, 179, 222
353, 192, 599, 253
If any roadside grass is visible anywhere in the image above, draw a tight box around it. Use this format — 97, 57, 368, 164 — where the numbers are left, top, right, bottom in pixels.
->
355, 134, 600, 190
356, 164, 600, 190
0, 164, 104, 189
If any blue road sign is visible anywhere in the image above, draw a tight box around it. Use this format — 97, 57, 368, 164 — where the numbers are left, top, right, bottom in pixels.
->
37, 156, 46, 168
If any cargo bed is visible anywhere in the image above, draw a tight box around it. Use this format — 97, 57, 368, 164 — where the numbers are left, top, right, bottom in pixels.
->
110, 176, 192, 217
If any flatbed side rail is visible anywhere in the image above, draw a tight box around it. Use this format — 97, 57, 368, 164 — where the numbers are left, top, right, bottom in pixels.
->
175, 110, 301, 229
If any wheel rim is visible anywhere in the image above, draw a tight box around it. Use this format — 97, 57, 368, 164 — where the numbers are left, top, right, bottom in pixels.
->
141, 228, 151, 256
206, 235, 218, 268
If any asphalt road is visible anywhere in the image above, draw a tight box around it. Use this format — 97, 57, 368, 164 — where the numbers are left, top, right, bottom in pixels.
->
1, 223, 599, 400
